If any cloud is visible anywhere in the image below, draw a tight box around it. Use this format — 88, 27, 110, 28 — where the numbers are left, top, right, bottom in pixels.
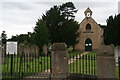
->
0, 1, 118, 38
0, 0, 119, 2
74, 2, 118, 25
1, 2, 33, 10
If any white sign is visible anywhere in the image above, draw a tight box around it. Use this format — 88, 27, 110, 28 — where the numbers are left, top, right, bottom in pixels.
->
6, 41, 17, 54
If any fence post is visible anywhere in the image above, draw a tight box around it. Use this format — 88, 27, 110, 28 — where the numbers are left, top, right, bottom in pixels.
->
97, 45, 116, 79
10, 54, 13, 76
19, 54, 23, 78
51, 43, 68, 80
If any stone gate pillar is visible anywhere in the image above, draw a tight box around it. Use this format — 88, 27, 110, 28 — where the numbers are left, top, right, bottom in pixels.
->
97, 45, 116, 79
51, 43, 68, 79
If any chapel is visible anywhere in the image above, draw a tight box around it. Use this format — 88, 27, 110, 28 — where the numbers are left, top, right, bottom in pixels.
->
74, 8, 104, 51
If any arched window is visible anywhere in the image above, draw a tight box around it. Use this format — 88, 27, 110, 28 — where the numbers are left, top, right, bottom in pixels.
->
86, 23, 91, 29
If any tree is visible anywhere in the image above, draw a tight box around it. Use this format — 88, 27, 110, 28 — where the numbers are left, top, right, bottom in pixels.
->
8, 32, 33, 45
8, 34, 29, 44
42, 2, 79, 47
104, 14, 120, 46
32, 19, 50, 51
61, 19, 79, 48
1, 31, 7, 45
60, 2, 78, 20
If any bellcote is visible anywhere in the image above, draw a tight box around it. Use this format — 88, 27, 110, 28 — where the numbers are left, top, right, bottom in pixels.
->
84, 7, 92, 18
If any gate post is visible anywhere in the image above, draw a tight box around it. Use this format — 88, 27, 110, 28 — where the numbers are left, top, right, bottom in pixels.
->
51, 43, 68, 80
97, 45, 116, 79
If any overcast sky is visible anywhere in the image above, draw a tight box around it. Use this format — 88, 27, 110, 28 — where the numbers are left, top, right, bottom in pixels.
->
0, 0, 120, 38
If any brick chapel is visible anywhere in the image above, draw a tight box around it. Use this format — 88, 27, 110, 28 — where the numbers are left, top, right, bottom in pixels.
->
74, 8, 104, 51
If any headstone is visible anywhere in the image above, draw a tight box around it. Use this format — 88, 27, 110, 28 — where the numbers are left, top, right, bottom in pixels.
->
114, 46, 120, 66
48, 43, 52, 53
97, 45, 116, 79
42, 45, 48, 55
51, 43, 68, 80
18, 44, 39, 55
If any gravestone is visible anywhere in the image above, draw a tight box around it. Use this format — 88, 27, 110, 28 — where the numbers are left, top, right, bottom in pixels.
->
114, 46, 120, 66
51, 43, 68, 80
42, 45, 48, 55
97, 45, 116, 79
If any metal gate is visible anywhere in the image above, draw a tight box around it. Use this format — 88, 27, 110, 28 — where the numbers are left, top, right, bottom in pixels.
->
68, 52, 97, 80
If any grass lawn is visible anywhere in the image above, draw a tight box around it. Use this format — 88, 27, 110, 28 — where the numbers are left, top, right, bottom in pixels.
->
116, 66, 119, 79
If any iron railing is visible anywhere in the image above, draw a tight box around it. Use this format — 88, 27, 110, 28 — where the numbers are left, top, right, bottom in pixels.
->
2, 52, 97, 79
2, 53, 51, 79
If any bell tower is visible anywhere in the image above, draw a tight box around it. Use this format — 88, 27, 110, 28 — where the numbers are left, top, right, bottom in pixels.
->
84, 7, 92, 18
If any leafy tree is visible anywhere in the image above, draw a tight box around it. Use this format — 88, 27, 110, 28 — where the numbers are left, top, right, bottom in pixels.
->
8, 2, 79, 51
8, 34, 29, 44
1, 31, 7, 45
104, 14, 120, 46
42, 2, 79, 47
8, 32, 33, 45
32, 19, 50, 51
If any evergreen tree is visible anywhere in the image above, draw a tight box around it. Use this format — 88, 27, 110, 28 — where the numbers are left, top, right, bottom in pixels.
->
104, 14, 120, 46
42, 2, 79, 47
33, 19, 50, 51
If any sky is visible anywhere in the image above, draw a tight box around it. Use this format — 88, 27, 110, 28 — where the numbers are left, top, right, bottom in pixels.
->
0, 0, 120, 38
